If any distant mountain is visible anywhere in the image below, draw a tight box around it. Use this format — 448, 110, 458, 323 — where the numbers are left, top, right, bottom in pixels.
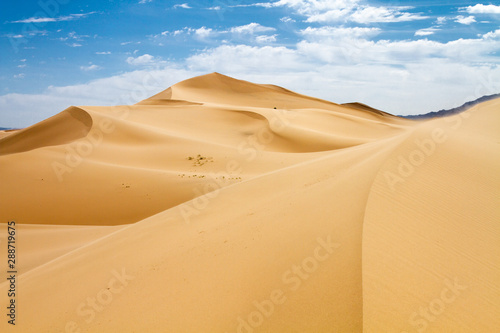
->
402, 93, 500, 120
0, 127, 13, 130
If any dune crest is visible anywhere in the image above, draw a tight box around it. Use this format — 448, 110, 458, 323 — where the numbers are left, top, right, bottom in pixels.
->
0, 74, 498, 332
0, 106, 92, 155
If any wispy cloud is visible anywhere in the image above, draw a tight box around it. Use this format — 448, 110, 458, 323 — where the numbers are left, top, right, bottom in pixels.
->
139, 0, 153, 4
280, 16, 295, 23
80, 64, 102, 71
4, 30, 48, 39
126, 54, 162, 66
96, 51, 111, 55
120, 41, 141, 46
59, 31, 89, 42
300, 26, 381, 40
9, 12, 96, 24
173, 3, 191, 9
250, 0, 427, 24
256, 34, 277, 43
151, 23, 276, 44
349, 6, 428, 24
436, 16, 447, 25
230, 23, 276, 34
415, 27, 440, 36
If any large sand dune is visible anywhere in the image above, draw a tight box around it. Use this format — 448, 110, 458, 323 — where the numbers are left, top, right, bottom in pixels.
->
0, 73, 498, 332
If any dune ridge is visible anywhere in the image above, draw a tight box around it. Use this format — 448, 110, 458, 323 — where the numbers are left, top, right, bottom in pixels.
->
0, 73, 498, 332
0, 106, 92, 156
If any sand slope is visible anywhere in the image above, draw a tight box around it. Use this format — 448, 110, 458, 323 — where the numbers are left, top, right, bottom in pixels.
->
0, 73, 498, 332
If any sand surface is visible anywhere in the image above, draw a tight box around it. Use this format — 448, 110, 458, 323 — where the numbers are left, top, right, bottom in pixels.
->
0, 73, 498, 332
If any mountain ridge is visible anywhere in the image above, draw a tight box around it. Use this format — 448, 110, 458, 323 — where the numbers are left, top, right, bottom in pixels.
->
401, 93, 500, 119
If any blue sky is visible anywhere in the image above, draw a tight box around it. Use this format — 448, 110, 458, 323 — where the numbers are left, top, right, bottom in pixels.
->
1, 0, 499, 127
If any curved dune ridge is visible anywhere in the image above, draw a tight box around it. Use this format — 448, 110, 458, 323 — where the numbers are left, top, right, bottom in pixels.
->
0, 106, 92, 156
0, 73, 499, 332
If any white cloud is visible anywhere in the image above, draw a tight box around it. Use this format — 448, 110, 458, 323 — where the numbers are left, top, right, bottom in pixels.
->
230, 23, 276, 34
349, 6, 428, 24
415, 27, 440, 36
9, 12, 96, 24
0, 68, 200, 128
67, 43, 82, 47
229, 3, 274, 9
194, 27, 213, 39
59, 31, 89, 42
13, 73, 25, 79
256, 34, 277, 43
80, 64, 102, 71
300, 26, 380, 40
153, 27, 198, 38
305, 8, 352, 22
96, 51, 111, 55
265, 0, 358, 22
186, 45, 303, 72
5, 30, 48, 40
455, 15, 476, 25
17, 64, 27, 68
297, 32, 500, 65
207, 6, 221, 10
261, 0, 427, 23
151, 24, 276, 44
270, 0, 360, 16
436, 16, 447, 25
173, 3, 191, 9
139, 0, 153, 3
463, 4, 500, 14
483, 29, 500, 39
160, 23, 275, 38
184, 32, 500, 114
126, 54, 161, 66
280, 16, 296, 23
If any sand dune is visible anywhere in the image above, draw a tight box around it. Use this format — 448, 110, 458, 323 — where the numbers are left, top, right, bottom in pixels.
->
0, 73, 498, 332
0, 106, 92, 155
